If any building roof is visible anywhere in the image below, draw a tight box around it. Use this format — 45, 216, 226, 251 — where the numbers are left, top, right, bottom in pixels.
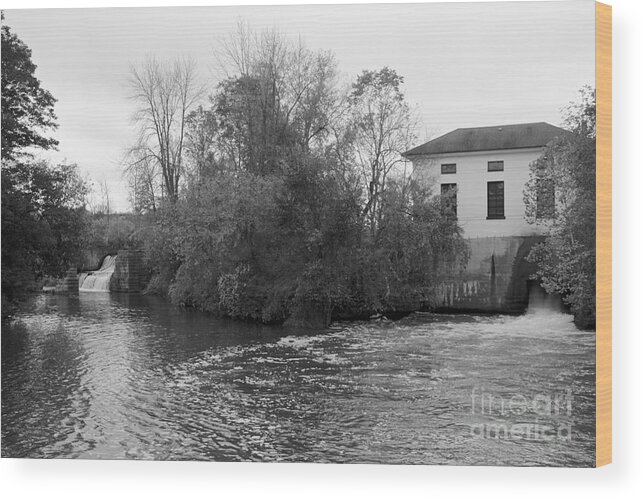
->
403, 122, 568, 156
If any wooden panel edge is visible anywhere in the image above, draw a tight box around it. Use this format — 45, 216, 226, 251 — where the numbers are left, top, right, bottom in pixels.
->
595, 1, 612, 468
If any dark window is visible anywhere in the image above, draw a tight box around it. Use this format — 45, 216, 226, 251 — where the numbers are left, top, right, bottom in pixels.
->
488, 160, 504, 172
487, 181, 504, 219
441, 163, 457, 174
441, 183, 457, 218
536, 179, 555, 219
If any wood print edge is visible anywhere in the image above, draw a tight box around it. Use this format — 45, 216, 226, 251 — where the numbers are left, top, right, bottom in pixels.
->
595, 0, 612, 468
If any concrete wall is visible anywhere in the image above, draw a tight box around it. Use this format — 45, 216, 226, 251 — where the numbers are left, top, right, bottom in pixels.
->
60, 267, 79, 294
436, 236, 543, 313
412, 147, 548, 238
111, 250, 146, 293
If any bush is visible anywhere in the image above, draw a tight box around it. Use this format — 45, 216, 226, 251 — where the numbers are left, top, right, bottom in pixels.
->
524, 87, 596, 329
2, 160, 88, 305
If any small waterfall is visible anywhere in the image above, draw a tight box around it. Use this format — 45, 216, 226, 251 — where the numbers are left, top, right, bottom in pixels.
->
79, 255, 117, 292
526, 281, 566, 314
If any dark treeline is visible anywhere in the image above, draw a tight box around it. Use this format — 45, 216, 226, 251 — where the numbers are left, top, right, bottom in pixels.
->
123, 26, 468, 325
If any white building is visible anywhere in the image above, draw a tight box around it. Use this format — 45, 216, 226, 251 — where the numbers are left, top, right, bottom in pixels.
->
404, 122, 567, 239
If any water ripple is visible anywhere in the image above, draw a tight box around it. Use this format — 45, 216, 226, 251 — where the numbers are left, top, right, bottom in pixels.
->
2, 293, 595, 465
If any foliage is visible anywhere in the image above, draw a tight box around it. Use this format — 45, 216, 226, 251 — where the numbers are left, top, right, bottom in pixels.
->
1, 19, 467, 324
524, 87, 596, 328
2, 161, 88, 301
1, 18, 90, 310
349, 68, 417, 236
1, 18, 58, 160
83, 213, 139, 257
184, 104, 220, 180
177, 25, 342, 179
166, 172, 285, 319
131, 27, 468, 325
138, 205, 182, 296
149, 149, 466, 323
331, 180, 468, 317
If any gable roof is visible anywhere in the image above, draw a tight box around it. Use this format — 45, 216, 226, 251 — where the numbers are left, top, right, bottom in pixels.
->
403, 122, 568, 156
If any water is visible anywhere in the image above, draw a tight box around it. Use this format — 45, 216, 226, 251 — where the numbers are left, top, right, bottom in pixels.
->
1, 293, 595, 466
79, 255, 117, 291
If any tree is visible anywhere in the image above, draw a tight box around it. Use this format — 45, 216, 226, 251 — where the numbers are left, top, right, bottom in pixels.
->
124, 148, 161, 213
283, 44, 340, 151
97, 178, 111, 217
1, 17, 88, 310
2, 161, 88, 301
212, 75, 267, 173
133, 26, 468, 325
349, 67, 417, 236
524, 86, 596, 328
211, 24, 342, 176
128, 57, 201, 201
1, 15, 58, 159
184, 104, 220, 180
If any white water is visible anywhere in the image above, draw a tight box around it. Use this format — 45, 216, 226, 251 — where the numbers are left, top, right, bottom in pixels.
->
79, 255, 117, 292
526, 282, 566, 315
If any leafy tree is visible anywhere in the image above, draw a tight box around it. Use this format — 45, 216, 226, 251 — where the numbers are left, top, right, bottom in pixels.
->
210, 25, 342, 176
1, 17, 88, 310
137, 26, 468, 325
155, 148, 466, 325
184, 104, 220, 180
1, 15, 58, 159
524, 86, 596, 328
213, 75, 270, 173
83, 213, 139, 266
2, 161, 88, 301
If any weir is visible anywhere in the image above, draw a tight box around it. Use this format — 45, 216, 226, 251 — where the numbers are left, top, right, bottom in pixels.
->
79, 254, 117, 292
78, 250, 146, 293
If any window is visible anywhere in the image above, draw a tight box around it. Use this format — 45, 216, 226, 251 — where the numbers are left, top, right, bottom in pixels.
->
487, 181, 504, 219
536, 179, 555, 219
441, 163, 457, 174
441, 183, 457, 218
488, 160, 504, 172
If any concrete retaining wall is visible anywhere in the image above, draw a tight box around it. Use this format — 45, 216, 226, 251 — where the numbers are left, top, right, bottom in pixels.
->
60, 267, 79, 294
111, 250, 146, 293
436, 236, 544, 313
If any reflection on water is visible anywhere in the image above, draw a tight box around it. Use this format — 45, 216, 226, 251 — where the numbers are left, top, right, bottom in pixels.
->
2, 293, 595, 465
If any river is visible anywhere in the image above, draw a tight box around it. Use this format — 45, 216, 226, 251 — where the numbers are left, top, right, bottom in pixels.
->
1, 293, 595, 466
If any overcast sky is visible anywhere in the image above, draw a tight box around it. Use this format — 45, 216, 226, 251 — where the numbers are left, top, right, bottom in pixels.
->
4, 1, 595, 211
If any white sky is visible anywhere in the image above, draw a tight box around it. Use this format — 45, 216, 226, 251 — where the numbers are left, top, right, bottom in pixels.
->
3, 1, 595, 211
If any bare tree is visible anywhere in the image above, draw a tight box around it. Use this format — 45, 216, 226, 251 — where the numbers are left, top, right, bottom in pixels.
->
212, 24, 342, 175
128, 56, 201, 201
285, 43, 340, 150
89, 177, 111, 221
100, 178, 111, 218
349, 67, 417, 236
124, 147, 161, 213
